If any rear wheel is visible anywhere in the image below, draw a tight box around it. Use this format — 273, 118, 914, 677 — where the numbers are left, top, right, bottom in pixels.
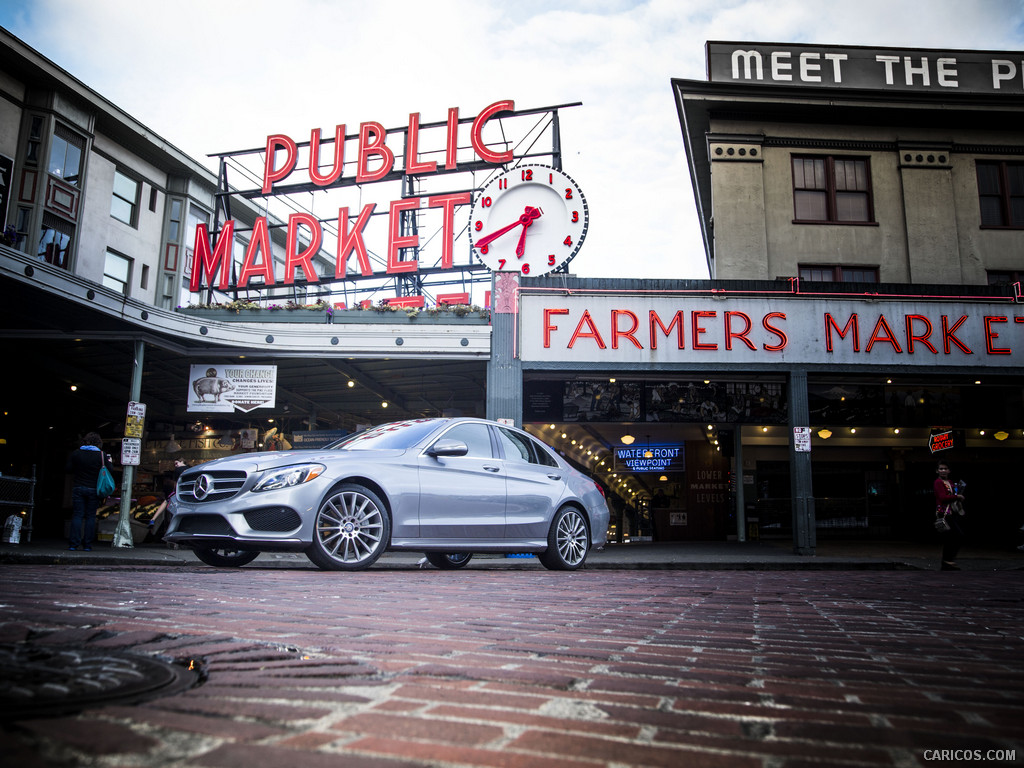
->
424, 552, 473, 569
306, 483, 391, 571
539, 507, 589, 571
193, 548, 259, 568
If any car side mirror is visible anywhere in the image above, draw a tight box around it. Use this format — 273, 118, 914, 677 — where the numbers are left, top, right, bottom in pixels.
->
427, 439, 469, 458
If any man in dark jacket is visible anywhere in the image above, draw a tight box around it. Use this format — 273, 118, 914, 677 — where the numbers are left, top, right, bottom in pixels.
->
66, 432, 113, 550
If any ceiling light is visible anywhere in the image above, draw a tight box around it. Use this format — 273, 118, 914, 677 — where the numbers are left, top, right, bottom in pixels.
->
994, 431, 1009, 441
382, 402, 388, 408
69, 385, 77, 392
347, 380, 355, 388
620, 435, 635, 445
817, 429, 832, 439
850, 428, 856, 434
659, 475, 668, 482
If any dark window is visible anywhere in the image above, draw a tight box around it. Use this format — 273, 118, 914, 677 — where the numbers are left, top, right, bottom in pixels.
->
977, 161, 1024, 227
987, 270, 1023, 287
111, 170, 139, 225
792, 155, 873, 223
47, 123, 84, 186
799, 266, 878, 283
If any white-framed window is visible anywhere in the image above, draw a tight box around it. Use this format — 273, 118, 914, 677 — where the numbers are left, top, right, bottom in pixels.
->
111, 170, 140, 225
103, 249, 132, 295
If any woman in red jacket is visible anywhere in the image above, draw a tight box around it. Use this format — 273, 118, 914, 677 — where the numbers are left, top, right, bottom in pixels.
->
933, 461, 966, 571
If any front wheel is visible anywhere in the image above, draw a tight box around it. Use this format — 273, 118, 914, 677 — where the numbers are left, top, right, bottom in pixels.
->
424, 552, 473, 569
539, 507, 590, 571
193, 548, 260, 568
306, 483, 391, 571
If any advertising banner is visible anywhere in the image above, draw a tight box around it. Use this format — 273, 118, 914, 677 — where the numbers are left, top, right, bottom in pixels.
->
187, 365, 277, 413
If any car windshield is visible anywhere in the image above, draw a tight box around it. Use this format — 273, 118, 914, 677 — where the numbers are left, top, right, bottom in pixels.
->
328, 419, 442, 451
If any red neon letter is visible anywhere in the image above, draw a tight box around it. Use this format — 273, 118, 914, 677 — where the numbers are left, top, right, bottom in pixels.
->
611, 310, 643, 350
262, 135, 297, 194
404, 113, 436, 175
471, 100, 515, 164
905, 314, 938, 354
428, 192, 471, 268
309, 125, 345, 187
984, 315, 1011, 354
543, 308, 569, 348
650, 310, 685, 350
356, 121, 395, 183
569, 311, 607, 349
824, 313, 859, 352
725, 311, 756, 351
387, 198, 420, 273
336, 204, 376, 278
692, 311, 718, 350
445, 107, 459, 170
284, 213, 322, 285
237, 217, 275, 288
866, 315, 903, 353
763, 312, 788, 351
189, 221, 234, 291
942, 315, 972, 354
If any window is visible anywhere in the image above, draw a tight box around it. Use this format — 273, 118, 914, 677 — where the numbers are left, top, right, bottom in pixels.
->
792, 155, 873, 223
438, 424, 493, 458
111, 170, 139, 225
987, 270, 1023, 287
799, 266, 878, 283
497, 428, 558, 467
977, 161, 1024, 227
103, 250, 132, 295
38, 213, 73, 269
167, 199, 183, 242
48, 123, 84, 186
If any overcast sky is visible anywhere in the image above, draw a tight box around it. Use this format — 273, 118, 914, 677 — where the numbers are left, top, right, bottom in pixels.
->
2, 0, 1022, 282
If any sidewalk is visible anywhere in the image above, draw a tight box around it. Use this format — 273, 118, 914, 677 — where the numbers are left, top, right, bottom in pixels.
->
2, 537, 1022, 570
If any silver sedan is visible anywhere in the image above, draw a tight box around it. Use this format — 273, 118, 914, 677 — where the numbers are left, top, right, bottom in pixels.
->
165, 418, 610, 571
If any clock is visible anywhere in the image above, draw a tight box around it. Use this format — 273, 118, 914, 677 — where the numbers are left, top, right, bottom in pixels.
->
468, 164, 588, 276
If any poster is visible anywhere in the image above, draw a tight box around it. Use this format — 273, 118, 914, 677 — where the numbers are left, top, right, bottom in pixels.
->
187, 365, 277, 413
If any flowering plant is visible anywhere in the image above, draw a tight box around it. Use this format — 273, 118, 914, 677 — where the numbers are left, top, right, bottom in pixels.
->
1, 226, 21, 246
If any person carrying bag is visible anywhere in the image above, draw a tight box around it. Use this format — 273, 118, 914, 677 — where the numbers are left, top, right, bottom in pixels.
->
66, 432, 114, 551
933, 461, 966, 571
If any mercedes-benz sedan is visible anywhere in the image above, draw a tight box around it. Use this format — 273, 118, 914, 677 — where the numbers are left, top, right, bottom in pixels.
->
165, 418, 609, 571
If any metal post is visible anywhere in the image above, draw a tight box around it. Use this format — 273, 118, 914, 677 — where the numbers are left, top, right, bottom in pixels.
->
485, 273, 522, 426
734, 429, 746, 542
113, 340, 145, 548
788, 368, 816, 555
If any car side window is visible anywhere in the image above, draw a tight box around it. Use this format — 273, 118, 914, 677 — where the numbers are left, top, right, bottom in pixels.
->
498, 427, 542, 465
438, 423, 493, 458
529, 438, 559, 467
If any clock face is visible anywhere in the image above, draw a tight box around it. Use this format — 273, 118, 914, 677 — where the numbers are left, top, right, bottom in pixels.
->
468, 164, 588, 277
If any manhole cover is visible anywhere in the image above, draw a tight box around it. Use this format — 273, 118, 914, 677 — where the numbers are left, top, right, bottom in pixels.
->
0, 643, 200, 720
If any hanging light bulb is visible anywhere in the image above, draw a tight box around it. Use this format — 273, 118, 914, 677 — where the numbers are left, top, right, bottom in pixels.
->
165, 434, 181, 453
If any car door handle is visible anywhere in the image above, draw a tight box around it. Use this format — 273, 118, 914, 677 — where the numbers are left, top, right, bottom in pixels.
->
547, 473, 562, 481
483, 465, 501, 472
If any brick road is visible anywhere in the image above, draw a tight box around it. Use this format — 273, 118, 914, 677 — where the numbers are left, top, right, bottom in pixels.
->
1, 564, 1022, 767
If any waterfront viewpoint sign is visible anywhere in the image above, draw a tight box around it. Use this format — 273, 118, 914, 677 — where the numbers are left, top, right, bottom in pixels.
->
707, 42, 1024, 95
190, 100, 518, 293
519, 293, 1024, 369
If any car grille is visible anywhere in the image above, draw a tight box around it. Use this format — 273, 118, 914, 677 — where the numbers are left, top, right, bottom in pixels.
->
178, 470, 247, 503
174, 515, 235, 536
244, 507, 302, 532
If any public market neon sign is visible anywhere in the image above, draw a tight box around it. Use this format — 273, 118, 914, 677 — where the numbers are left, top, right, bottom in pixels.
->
189, 100, 516, 292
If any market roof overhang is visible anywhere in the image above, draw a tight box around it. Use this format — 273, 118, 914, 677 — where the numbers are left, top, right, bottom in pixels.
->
671, 78, 1024, 278
1, 245, 490, 431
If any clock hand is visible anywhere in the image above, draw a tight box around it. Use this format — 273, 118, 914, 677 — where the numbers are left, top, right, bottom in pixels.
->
476, 206, 543, 249
515, 216, 535, 258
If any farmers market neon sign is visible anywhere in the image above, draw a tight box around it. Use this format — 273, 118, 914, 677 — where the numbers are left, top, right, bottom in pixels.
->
189, 100, 515, 292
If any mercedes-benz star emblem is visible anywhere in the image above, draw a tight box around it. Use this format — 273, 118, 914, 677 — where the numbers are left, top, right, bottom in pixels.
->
193, 474, 213, 500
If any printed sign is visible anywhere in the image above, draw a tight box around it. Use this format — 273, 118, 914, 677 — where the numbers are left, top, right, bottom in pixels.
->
121, 437, 141, 466
793, 427, 812, 452
187, 365, 277, 413
125, 401, 146, 438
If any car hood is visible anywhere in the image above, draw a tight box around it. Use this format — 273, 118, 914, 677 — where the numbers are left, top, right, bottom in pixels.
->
187, 449, 409, 473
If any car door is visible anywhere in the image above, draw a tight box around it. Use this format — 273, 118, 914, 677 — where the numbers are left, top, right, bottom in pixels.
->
416, 422, 506, 540
496, 426, 567, 540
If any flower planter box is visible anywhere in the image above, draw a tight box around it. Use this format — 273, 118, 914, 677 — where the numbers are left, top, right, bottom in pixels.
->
178, 309, 328, 323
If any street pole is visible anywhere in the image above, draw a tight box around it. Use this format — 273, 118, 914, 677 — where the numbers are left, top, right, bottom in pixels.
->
113, 340, 145, 548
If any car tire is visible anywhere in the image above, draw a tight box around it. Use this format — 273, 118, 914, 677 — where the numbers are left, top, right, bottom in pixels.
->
424, 552, 473, 569
539, 506, 589, 571
306, 483, 391, 571
193, 548, 260, 567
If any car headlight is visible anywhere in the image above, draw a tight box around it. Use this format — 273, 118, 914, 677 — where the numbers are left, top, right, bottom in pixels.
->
253, 464, 326, 492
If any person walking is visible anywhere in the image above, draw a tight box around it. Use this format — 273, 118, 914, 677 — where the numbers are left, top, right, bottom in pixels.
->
66, 432, 114, 551
933, 461, 966, 571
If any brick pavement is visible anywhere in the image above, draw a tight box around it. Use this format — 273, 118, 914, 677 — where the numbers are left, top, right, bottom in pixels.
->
1, 565, 1022, 767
